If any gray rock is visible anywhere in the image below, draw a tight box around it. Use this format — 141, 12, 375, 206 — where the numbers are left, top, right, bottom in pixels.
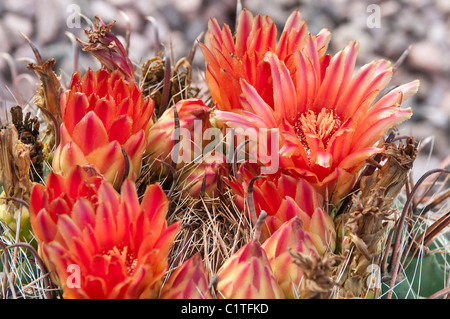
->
409, 41, 449, 73
2, 13, 34, 47
36, 0, 63, 44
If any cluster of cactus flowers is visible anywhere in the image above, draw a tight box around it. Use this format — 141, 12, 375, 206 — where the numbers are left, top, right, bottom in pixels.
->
1, 6, 448, 300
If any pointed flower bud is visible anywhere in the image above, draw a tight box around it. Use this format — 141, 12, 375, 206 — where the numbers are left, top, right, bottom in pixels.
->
0, 124, 34, 242
216, 240, 285, 299
180, 152, 228, 198
261, 217, 317, 298
159, 254, 212, 299
146, 98, 211, 171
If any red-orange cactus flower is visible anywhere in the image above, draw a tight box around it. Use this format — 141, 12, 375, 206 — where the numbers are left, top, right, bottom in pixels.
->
29, 167, 104, 282
30, 168, 179, 299
216, 240, 285, 299
261, 217, 317, 298
226, 163, 336, 254
29, 166, 103, 245
200, 9, 330, 112
53, 68, 154, 189
159, 253, 212, 299
211, 29, 418, 202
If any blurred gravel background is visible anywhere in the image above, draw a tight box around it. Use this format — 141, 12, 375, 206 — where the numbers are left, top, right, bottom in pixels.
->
0, 0, 449, 180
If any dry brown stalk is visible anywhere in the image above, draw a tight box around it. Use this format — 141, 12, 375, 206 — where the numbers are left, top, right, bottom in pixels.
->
22, 33, 62, 153
334, 137, 417, 298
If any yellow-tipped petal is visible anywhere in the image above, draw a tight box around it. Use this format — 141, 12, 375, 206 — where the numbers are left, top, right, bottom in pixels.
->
216, 241, 285, 299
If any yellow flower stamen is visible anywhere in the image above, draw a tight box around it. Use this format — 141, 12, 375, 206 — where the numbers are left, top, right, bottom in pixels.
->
294, 108, 342, 151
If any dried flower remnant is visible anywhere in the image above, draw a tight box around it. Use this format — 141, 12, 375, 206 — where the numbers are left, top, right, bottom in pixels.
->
140, 55, 200, 118
77, 16, 135, 82
0, 124, 33, 241
24, 33, 63, 149
291, 250, 338, 299
9, 106, 44, 183
0, 125, 32, 202
335, 137, 418, 298
27, 58, 62, 125
140, 55, 165, 102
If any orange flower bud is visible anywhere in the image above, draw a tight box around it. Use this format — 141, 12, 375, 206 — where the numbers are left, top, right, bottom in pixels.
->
261, 217, 317, 298
180, 152, 228, 198
159, 254, 212, 299
146, 98, 211, 171
216, 241, 285, 299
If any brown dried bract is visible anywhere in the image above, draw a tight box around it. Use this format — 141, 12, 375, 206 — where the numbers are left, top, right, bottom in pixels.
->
140, 55, 166, 103
171, 57, 200, 104
359, 136, 417, 209
27, 58, 62, 126
23, 32, 62, 151
0, 124, 32, 203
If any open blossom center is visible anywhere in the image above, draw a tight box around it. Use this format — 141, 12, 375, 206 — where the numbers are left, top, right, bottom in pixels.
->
293, 108, 342, 151
105, 246, 138, 276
